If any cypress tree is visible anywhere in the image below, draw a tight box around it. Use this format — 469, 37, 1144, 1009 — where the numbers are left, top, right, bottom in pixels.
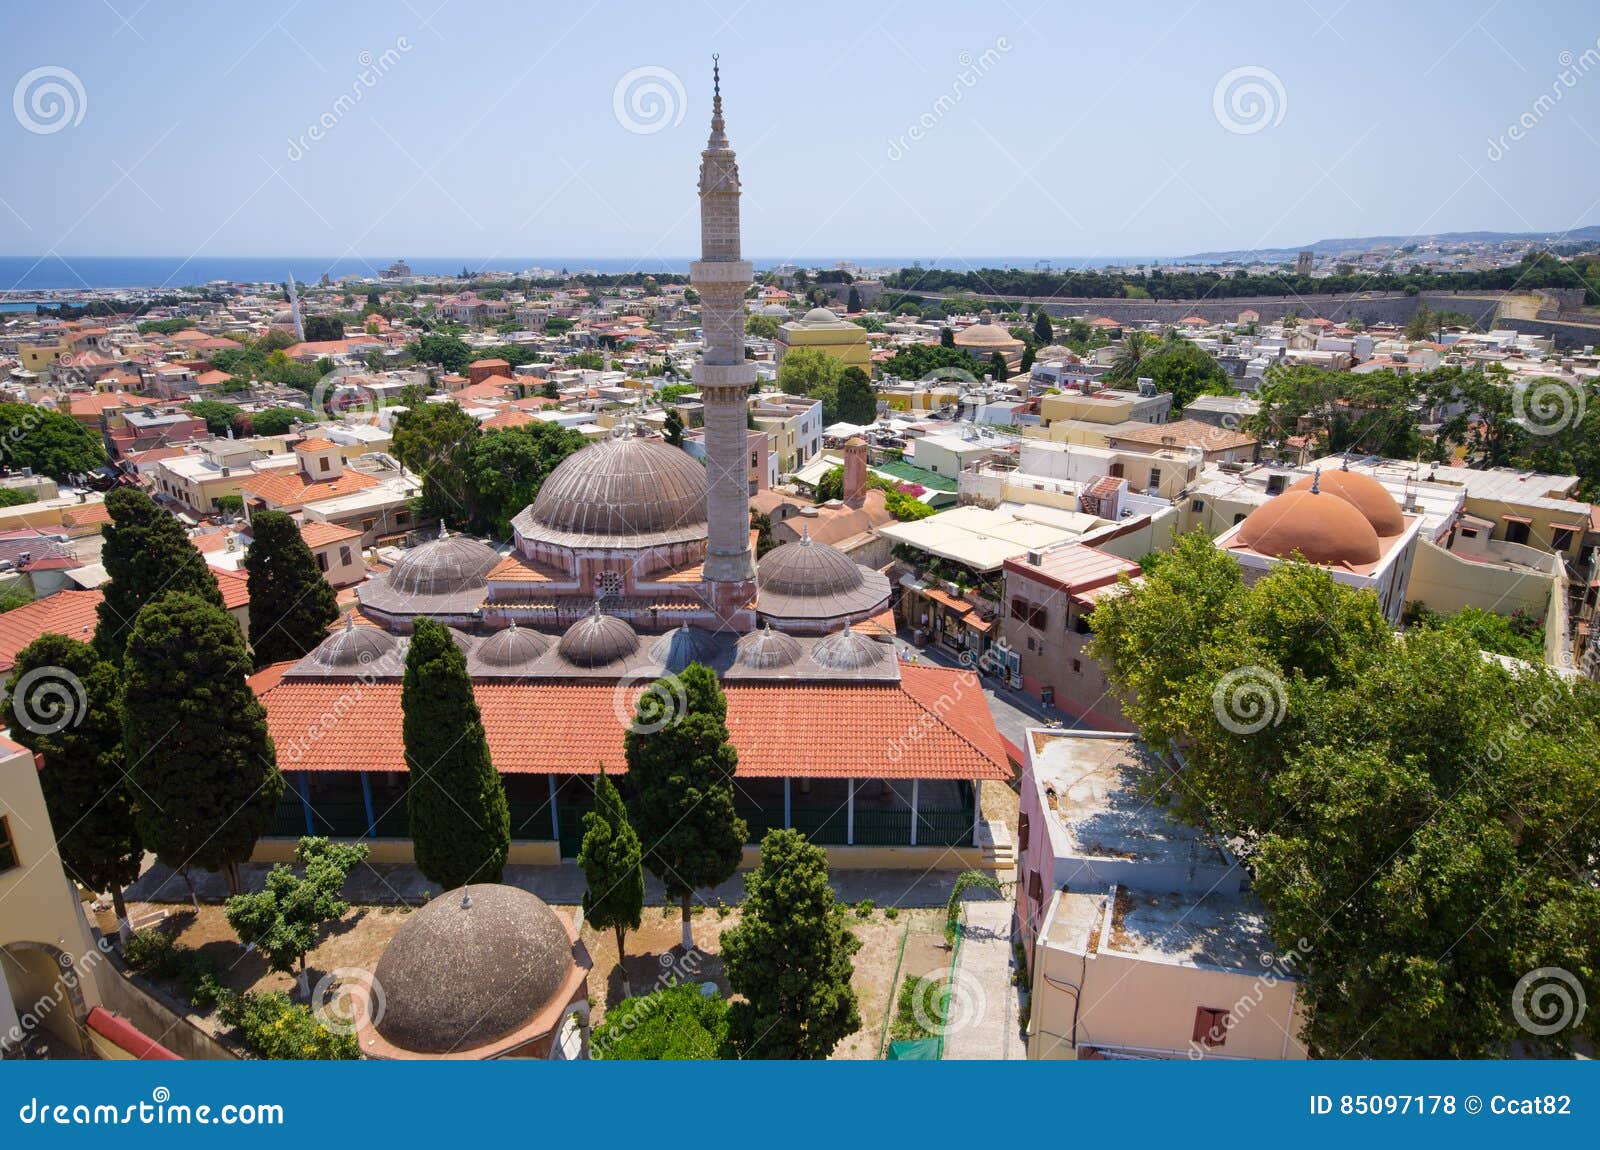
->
245, 509, 339, 668
123, 591, 282, 895
987, 351, 1009, 381
939, 326, 955, 348
846, 285, 863, 314
1032, 309, 1054, 347
624, 663, 745, 951
577, 769, 645, 993
721, 828, 861, 1059
95, 488, 224, 664
7, 634, 142, 940
403, 617, 509, 889
836, 366, 876, 425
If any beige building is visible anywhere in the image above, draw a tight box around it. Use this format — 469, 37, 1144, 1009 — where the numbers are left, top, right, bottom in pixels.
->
953, 310, 1024, 373
1018, 731, 1308, 1060
749, 393, 823, 476
774, 307, 871, 374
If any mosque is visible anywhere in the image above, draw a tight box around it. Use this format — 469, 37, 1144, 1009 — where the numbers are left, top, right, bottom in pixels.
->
251, 63, 1009, 911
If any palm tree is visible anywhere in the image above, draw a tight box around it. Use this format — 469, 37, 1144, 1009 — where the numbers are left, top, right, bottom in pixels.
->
1108, 330, 1151, 382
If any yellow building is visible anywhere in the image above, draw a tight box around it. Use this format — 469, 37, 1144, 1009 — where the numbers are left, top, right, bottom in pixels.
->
773, 307, 871, 375
18, 340, 69, 374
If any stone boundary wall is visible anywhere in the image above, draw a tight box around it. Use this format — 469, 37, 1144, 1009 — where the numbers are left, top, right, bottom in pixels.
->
95, 953, 238, 1061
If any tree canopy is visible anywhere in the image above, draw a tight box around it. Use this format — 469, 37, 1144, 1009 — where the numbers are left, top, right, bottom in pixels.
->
95, 488, 225, 664
224, 836, 369, 996
1087, 531, 1600, 1057
0, 402, 107, 479
578, 769, 645, 986
245, 509, 340, 668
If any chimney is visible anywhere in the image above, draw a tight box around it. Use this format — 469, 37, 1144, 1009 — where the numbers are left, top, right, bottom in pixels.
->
842, 437, 868, 508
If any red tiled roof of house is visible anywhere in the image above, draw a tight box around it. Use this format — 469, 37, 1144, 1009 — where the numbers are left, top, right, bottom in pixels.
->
215, 568, 250, 610
236, 468, 379, 509
0, 590, 103, 673
68, 393, 158, 418
299, 520, 362, 548
256, 662, 1008, 780
483, 409, 536, 430
60, 501, 113, 530
293, 438, 337, 452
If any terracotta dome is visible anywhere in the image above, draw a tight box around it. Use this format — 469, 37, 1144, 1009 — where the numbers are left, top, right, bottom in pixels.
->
649, 626, 721, 674
1234, 487, 1381, 567
308, 619, 401, 670
373, 885, 575, 1055
557, 605, 639, 667
1286, 469, 1405, 536
811, 628, 887, 671
756, 531, 892, 621
954, 309, 1022, 349
735, 624, 803, 669
515, 435, 708, 549
473, 621, 551, 670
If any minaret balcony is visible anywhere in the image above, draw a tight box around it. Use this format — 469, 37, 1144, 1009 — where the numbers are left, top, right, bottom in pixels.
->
689, 258, 753, 281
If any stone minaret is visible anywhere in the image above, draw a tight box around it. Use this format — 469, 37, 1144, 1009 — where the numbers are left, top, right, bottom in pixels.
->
692, 57, 757, 598
287, 272, 305, 342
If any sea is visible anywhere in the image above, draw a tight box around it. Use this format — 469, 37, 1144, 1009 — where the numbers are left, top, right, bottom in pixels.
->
0, 254, 1150, 294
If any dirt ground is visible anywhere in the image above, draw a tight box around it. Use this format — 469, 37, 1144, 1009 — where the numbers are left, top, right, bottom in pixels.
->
111, 899, 951, 1060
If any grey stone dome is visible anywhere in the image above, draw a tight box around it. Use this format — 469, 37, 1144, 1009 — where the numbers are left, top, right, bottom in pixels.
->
309, 621, 401, 670
811, 627, 887, 671
387, 533, 499, 596
373, 884, 574, 1055
515, 435, 708, 549
474, 622, 551, 669
557, 606, 639, 667
735, 624, 802, 669
755, 531, 892, 621
649, 625, 721, 674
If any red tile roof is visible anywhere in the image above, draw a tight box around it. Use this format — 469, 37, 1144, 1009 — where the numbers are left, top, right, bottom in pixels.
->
256, 662, 1008, 780
0, 590, 103, 673
237, 468, 379, 509
215, 568, 250, 610
299, 520, 362, 548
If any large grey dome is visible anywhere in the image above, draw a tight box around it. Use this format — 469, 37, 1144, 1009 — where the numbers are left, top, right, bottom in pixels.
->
473, 622, 550, 670
388, 533, 500, 596
811, 628, 888, 671
514, 435, 708, 549
734, 625, 802, 669
373, 884, 574, 1054
557, 607, 639, 667
755, 532, 892, 621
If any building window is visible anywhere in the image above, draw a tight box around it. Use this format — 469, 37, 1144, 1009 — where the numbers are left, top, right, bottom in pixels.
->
1503, 517, 1531, 546
1193, 1006, 1229, 1048
597, 571, 623, 599
1553, 527, 1576, 552
1233, 513, 1247, 526
1028, 870, 1043, 903
316, 552, 329, 573
1148, 467, 1161, 490
1459, 527, 1477, 539
1010, 597, 1047, 630
0, 815, 16, 872
339, 546, 354, 566
1108, 462, 1125, 479
319, 456, 330, 472
1190, 499, 1204, 512
1071, 658, 1082, 673
1018, 812, 1030, 851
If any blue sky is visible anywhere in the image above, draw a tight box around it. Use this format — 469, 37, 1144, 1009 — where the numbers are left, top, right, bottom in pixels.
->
2, 0, 1598, 262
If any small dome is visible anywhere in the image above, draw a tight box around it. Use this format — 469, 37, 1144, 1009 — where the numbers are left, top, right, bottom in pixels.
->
759, 533, 865, 598
1287, 469, 1405, 536
649, 626, 720, 674
811, 628, 887, 671
388, 532, 499, 596
517, 435, 707, 548
474, 622, 551, 669
954, 309, 1022, 348
557, 606, 639, 667
802, 306, 839, 324
1235, 486, 1381, 567
373, 885, 574, 1055
309, 620, 401, 669
735, 625, 803, 669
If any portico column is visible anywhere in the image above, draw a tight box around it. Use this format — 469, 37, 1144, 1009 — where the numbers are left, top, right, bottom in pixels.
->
846, 778, 855, 845
783, 778, 791, 829
971, 777, 981, 847
548, 775, 561, 845
297, 773, 314, 836
360, 771, 376, 838
909, 779, 919, 847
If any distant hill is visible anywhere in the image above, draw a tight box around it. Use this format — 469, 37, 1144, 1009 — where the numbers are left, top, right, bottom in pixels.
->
1182, 226, 1600, 265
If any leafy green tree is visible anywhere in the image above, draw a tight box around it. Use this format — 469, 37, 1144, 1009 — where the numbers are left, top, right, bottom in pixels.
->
405, 333, 474, 373
224, 837, 369, 996
403, 618, 509, 890
1137, 335, 1234, 410
245, 510, 340, 668
466, 420, 587, 536
835, 366, 876, 425
777, 347, 843, 422
392, 400, 483, 529
986, 352, 1009, 381
302, 316, 344, 342
1088, 541, 1600, 1057
1249, 364, 1426, 461
745, 313, 781, 340
1106, 330, 1151, 382
722, 829, 861, 1059
6, 635, 141, 940
663, 408, 685, 447
94, 488, 224, 664
244, 407, 310, 437
0, 487, 36, 507
540, 378, 560, 400
578, 770, 645, 992
185, 400, 244, 435
624, 664, 745, 950
591, 982, 728, 1060
0, 403, 107, 479
1032, 309, 1054, 347
123, 592, 282, 895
